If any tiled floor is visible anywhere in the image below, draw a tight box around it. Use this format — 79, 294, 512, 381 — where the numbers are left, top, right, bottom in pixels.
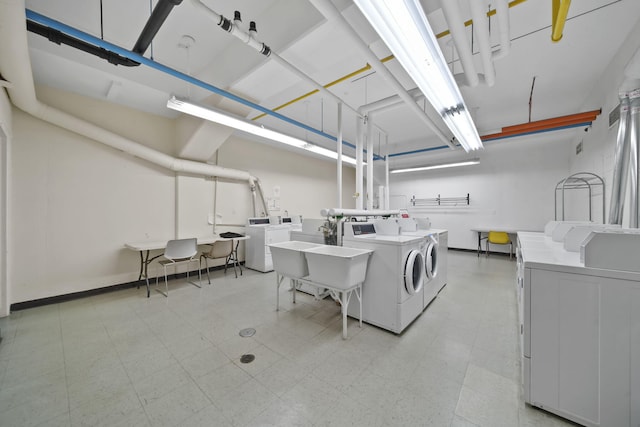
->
0, 250, 577, 427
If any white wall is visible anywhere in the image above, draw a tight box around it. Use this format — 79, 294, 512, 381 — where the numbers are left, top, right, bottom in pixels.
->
217, 136, 356, 226
0, 89, 12, 316
11, 108, 176, 303
389, 136, 571, 250
9, 87, 355, 305
568, 16, 640, 227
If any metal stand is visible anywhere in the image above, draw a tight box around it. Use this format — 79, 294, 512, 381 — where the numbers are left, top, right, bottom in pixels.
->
554, 172, 605, 222
275, 273, 362, 339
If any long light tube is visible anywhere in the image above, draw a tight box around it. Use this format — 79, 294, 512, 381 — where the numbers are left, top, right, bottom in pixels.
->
391, 159, 480, 174
167, 96, 359, 165
354, 0, 483, 152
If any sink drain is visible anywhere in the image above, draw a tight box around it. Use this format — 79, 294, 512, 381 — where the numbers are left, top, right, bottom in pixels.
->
239, 328, 256, 337
240, 354, 255, 364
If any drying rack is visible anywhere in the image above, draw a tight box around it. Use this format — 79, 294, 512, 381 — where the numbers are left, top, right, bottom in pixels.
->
411, 193, 470, 207
554, 172, 605, 222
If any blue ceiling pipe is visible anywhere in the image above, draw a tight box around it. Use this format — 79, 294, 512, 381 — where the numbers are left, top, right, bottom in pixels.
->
25, 9, 387, 160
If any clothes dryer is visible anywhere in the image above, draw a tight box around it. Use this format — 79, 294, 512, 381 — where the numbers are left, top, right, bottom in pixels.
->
342, 222, 425, 334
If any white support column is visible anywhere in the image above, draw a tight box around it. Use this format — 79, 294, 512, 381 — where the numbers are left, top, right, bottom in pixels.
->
337, 102, 343, 208
366, 115, 374, 211
385, 133, 390, 210
356, 116, 364, 210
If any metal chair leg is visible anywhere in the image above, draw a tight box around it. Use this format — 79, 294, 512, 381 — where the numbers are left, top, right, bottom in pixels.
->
226, 253, 238, 278
202, 256, 211, 284
155, 264, 169, 297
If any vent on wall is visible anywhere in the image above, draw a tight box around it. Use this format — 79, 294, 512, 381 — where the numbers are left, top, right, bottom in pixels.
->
609, 103, 621, 128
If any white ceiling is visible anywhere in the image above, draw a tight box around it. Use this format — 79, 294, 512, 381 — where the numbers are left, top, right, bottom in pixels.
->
23, 0, 640, 167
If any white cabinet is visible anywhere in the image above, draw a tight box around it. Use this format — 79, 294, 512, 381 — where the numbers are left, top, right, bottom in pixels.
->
517, 231, 640, 427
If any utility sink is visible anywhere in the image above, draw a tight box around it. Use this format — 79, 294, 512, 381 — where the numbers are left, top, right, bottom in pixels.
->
302, 245, 373, 290
269, 241, 324, 279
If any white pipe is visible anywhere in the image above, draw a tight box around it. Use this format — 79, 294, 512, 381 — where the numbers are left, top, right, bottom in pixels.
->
356, 116, 364, 210
385, 133, 389, 210
337, 102, 343, 208
366, 114, 374, 210
492, 0, 511, 60
175, 174, 180, 237
441, 0, 479, 87
469, 0, 496, 87
0, 1, 260, 186
360, 88, 423, 117
309, 0, 453, 148
250, 184, 257, 217
212, 151, 219, 233
190, 0, 360, 117
327, 208, 399, 217
253, 178, 269, 217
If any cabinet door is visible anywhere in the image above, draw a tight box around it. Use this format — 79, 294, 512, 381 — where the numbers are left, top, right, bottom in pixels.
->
629, 287, 640, 427
529, 269, 599, 425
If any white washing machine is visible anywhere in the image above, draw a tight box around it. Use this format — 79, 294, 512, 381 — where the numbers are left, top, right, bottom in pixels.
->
342, 221, 425, 334
245, 218, 290, 272
397, 218, 445, 309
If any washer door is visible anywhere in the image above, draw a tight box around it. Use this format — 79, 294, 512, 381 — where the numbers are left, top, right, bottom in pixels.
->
404, 249, 424, 295
425, 236, 439, 280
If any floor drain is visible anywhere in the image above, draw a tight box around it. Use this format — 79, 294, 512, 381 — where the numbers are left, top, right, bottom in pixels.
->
240, 354, 255, 364
239, 328, 256, 337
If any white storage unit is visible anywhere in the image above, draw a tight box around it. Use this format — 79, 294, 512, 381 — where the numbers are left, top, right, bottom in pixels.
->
517, 230, 640, 427
244, 218, 290, 272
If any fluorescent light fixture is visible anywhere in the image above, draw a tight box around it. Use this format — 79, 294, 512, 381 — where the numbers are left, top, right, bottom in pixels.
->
167, 96, 359, 165
390, 159, 480, 174
354, 0, 483, 152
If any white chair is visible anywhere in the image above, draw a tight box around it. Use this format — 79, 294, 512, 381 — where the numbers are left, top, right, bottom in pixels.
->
200, 240, 236, 283
155, 238, 202, 296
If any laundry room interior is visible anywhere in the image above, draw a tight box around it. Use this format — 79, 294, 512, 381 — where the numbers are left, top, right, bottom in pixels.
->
0, 1, 639, 426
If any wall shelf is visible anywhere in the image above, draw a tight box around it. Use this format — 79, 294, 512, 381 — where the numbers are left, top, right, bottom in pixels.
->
411, 193, 470, 207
